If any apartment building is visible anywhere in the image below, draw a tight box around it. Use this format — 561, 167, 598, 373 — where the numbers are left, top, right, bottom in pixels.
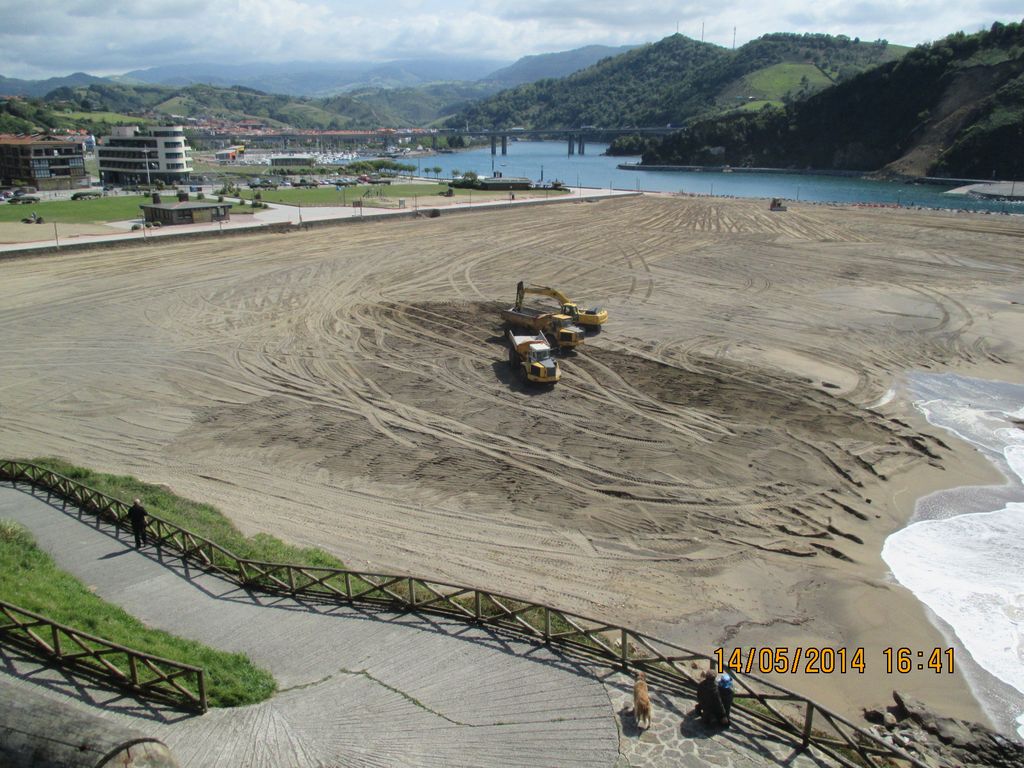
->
97, 125, 193, 185
0, 134, 87, 190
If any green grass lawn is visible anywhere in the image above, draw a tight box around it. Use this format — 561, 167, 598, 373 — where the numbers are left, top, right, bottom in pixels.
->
59, 110, 152, 124
0, 519, 276, 708
239, 183, 454, 206
192, 161, 270, 177
0, 195, 148, 224
741, 63, 834, 99
0, 195, 255, 224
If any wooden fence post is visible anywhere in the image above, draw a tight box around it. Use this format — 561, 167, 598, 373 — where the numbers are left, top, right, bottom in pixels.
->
198, 670, 208, 712
802, 701, 814, 746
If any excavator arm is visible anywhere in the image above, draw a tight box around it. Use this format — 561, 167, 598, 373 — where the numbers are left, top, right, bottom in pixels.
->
524, 283, 571, 304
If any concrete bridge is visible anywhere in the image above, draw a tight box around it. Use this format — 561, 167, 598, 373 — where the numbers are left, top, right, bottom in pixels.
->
193, 126, 680, 156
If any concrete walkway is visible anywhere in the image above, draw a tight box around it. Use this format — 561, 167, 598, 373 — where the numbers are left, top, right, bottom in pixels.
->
1, 483, 835, 767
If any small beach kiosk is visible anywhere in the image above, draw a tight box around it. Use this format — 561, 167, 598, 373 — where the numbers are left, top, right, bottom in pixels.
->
139, 191, 232, 226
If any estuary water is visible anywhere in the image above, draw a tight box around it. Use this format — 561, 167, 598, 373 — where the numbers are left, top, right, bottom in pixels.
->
421, 141, 1021, 214
882, 374, 1024, 739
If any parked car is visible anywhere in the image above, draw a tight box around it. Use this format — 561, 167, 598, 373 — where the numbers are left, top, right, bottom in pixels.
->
7, 195, 40, 204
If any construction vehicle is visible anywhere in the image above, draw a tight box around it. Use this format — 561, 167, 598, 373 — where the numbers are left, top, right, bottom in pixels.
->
501, 282, 585, 350
507, 329, 561, 384
520, 282, 608, 328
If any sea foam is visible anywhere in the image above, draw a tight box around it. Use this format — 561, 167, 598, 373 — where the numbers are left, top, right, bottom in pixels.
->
881, 374, 1024, 740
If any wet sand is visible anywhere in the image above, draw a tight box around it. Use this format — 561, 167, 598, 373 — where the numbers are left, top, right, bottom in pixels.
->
1, 195, 1022, 727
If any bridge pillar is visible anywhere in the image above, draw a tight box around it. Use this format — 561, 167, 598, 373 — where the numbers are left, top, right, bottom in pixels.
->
567, 136, 575, 155
491, 135, 497, 155
578, 136, 585, 155
501, 135, 508, 155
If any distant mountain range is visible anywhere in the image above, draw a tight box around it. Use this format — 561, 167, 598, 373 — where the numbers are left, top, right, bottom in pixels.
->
2, 26, 1020, 179
0, 72, 110, 98
116, 59, 510, 97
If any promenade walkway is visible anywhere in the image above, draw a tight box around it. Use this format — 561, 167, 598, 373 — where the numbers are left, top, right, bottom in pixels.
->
0, 187, 637, 255
0, 483, 834, 767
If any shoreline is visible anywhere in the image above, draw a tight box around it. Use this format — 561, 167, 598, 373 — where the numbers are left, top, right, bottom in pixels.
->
883, 373, 1024, 737
667, 394, 1007, 729
616, 161, 1004, 189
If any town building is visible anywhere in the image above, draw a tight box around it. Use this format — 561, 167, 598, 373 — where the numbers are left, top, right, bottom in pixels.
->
139, 191, 231, 226
0, 134, 87, 190
97, 125, 193, 185
477, 176, 532, 191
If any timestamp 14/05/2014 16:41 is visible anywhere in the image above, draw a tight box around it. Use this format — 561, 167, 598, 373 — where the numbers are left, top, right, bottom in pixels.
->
713, 647, 956, 675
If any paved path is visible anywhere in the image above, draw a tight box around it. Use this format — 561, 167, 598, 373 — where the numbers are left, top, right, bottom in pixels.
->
1, 483, 835, 767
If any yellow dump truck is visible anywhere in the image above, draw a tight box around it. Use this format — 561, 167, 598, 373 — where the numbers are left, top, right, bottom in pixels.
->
521, 283, 608, 328
507, 329, 561, 384
501, 281, 585, 349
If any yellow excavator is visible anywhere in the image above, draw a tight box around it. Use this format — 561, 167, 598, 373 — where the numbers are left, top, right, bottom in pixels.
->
522, 283, 608, 328
501, 281, 585, 350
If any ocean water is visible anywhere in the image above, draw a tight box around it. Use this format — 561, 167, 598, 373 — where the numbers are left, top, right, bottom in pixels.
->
881, 373, 1024, 739
420, 140, 1024, 214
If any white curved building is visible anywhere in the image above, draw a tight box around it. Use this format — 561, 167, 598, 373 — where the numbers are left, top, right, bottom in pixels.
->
97, 125, 193, 185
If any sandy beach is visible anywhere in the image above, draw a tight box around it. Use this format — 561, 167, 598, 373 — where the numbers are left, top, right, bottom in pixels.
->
1, 195, 1022, 730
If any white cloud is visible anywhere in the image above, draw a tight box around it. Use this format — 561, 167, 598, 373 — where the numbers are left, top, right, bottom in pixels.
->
0, 0, 1018, 79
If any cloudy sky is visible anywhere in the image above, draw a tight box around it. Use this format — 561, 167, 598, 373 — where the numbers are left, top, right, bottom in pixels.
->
1, 0, 1019, 79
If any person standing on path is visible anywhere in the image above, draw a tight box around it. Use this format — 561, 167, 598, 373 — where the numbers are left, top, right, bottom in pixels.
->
128, 498, 147, 548
717, 673, 734, 725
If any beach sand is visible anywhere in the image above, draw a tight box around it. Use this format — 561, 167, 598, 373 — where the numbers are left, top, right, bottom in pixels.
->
1, 195, 1022, 728
0, 221, 122, 244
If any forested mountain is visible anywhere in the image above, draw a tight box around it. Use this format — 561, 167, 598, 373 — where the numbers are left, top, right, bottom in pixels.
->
639, 22, 1024, 178
448, 33, 906, 129
483, 45, 638, 87
40, 82, 381, 129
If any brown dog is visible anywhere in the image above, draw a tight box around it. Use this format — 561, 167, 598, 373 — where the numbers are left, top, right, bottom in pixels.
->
633, 671, 652, 730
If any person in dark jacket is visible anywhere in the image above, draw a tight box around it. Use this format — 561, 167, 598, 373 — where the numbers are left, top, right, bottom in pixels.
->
128, 498, 147, 548
694, 670, 727, 726
718, 672, 734, 725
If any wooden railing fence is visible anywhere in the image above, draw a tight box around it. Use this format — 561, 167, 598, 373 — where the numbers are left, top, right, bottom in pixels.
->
0, 600, 206, 712
0, 460, 925, 766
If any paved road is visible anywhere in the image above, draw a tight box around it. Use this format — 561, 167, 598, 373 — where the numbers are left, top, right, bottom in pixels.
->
0, 483, 835, 767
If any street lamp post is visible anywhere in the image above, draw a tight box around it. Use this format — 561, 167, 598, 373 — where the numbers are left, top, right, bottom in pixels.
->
143, 146, 152, 189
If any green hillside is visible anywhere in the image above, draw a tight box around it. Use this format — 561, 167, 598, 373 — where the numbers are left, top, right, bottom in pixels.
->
639, 22, 1024, 178
447, 33, 908, 130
